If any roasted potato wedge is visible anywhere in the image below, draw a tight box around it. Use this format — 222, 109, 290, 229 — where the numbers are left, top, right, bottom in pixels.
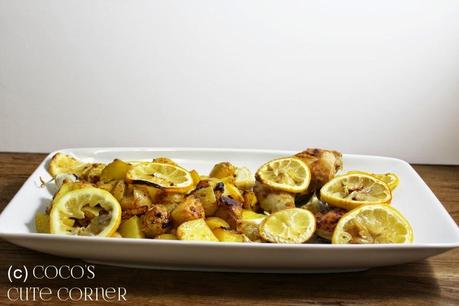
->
212, 228, 246, 242
242, 190, 258, 211
215, 196, 243, 229
177, 219, 218, 241
35, 212, 50, 233
234, 167, 255, 190
209, 162, 236, 180
205, 217, 230, 230
193, 186, 217, 216
254, 181, 295, 213
118, 216, 145, 238
100, 159, 131, 182
171, 196, 205, 226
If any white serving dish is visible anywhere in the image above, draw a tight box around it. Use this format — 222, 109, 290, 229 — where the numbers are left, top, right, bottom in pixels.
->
0, 148, 458, 273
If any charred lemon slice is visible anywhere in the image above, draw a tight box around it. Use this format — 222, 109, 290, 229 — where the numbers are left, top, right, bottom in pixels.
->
259, 208, 316, 243
321, 173, 392, 210
48, 153, 88, 177
50, 187, 122, 236
256, 157, 311, 193
346, 171, 399, 190
126, 162, 193, 192
332, 204, 413, 244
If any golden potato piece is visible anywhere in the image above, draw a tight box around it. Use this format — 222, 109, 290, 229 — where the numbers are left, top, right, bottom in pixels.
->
234, 167, 255, 190
209, 162, 236, 180
171, 196, 205, 226
177, 219, 218, 242
223, 183, 244, 202
118, 216, 145, 238
111, 180, 126, 202
215, 195, 243, 229
205, 217, 230, 230
254, 181, 295, 213
242, 191, 258, 211
241, 209, 266, 220
35, 212, 50, 233
100, 159, 131, 182
237, 218, 264, 242
212, 228, 246, 242
193, 186, 217, 216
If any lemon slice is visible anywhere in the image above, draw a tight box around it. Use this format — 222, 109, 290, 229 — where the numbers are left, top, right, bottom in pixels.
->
50, 187, 122, 236
48, 153, 88, 177
256, 157, 311, 193
320, 173, 392, 210
126, 162, 193, 192
259, 208, 316, 243
346, 171, 399, 190
332, 204, 413, 244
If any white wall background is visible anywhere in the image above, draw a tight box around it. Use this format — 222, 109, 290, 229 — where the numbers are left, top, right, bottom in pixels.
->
0, 0, 458, 164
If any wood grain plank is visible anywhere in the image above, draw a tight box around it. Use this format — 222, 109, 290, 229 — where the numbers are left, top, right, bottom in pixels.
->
0, 153, 457, 305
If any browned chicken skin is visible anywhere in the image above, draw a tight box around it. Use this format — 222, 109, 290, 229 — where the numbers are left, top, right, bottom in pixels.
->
295, 148, 343, 192
314, 208, 346, 241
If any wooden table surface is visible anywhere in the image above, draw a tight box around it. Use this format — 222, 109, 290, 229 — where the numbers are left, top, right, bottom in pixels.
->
0, 153, 457, 305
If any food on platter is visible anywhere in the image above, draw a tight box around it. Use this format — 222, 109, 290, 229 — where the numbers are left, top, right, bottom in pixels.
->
38, 148, 412, 244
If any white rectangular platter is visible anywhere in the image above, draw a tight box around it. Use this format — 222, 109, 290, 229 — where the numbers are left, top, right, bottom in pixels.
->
0, 148, 458, 273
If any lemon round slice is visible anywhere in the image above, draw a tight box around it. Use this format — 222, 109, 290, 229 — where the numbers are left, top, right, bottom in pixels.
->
256, 157, 311, 193
332, 204, 413, 244
126, 162, 193, 192
320, 173, 392, 210
346, 171, 399, 190
50, 187, 122, 236
259, 208, 316, 243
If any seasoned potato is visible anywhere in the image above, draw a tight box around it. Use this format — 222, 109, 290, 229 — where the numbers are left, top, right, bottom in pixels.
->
193, 186, 217, 216
118, 216, 145, 238
209, 162, 236, 180
171, 196, 205, 226
215, 195, 243, 229
176, 219, 218, 241
155, 233, 178, 240
212, 228, 246, 242
190, 169, 201, 186
237, 218, 264, 242
141, 205, 172, 237
254, 181, 295, 213
96, 180, 116, 193
242, 190, 258, 211
205, 217, 230, 230
120, 186, 152, 210
223, 183, 244, 202
81, 163, 106, 183
161, 192, 185, 205
241, 209, 266, 220
234, 167, 255, 190
111, 232, 122, 238
111, 180, 126, 202
35, 212, 50, 233
100, 159, 131, 182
